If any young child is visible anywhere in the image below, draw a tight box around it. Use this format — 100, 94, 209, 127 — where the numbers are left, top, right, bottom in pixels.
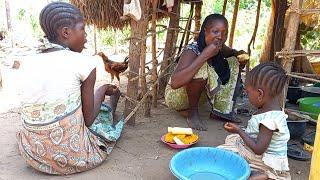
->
219, 62, 291, 180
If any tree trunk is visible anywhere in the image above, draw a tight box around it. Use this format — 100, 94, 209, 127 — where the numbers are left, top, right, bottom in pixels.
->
273, 0, 287, 63
228, 0, 240, 48
158, 1, 180, 98
140, 17, 149, 116
124, 0, 148, 125
151, 0, 159, 108
193, 2, 202, 41
222, 0, 228, 16
260, 0, 275, 63
281, 0, 303, 108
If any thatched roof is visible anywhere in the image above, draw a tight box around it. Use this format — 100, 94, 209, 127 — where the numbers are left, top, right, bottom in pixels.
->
70, 0, 186, 30
70, 0, 128, 29
301, 0, 320, 29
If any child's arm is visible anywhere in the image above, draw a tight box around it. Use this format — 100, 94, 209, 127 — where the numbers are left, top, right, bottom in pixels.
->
224, 123, 273, 155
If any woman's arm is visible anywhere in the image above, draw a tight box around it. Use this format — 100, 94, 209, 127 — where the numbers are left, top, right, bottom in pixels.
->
81, 68, 118, 127
171, 43, 221, 89
224, 122, 273, 155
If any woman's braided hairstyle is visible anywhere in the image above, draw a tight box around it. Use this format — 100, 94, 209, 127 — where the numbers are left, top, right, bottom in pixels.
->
245, 62, 289, 97
39, 2, 83, 42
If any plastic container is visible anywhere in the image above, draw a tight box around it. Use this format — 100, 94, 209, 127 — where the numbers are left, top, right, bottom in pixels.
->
309, 115, 320, 180
298, 97, 320, 120
287, 119, 307, 140
170, 147, 250, 180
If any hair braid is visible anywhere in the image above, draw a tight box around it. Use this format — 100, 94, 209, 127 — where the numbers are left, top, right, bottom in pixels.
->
246, 62, 289, 96
39, 2, 82, 42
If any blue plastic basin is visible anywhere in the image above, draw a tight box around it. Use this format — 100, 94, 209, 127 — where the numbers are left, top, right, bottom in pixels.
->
170, 147, 250, 180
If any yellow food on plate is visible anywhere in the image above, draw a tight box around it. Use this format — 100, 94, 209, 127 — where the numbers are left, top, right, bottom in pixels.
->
164, 132, 198, 144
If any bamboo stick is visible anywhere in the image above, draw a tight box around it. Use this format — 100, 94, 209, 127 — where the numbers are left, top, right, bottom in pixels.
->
291, 72, 320, 79
229, 0, 240, 48
287, 73, 320, 83
276, 50, 320, 58
151, 0, 159, 108
184, 3, 194, 47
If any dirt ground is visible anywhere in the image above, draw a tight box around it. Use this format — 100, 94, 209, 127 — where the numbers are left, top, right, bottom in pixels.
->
0, 48, 311, 180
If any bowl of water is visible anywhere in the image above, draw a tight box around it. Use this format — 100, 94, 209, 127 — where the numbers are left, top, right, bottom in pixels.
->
170, 147, 250, 180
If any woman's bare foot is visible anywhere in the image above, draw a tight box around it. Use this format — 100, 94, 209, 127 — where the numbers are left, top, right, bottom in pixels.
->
187, 109, 207, 131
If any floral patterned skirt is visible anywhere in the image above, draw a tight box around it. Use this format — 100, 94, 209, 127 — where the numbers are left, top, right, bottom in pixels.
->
165, 57, 239, 114
17, 104, 123, 175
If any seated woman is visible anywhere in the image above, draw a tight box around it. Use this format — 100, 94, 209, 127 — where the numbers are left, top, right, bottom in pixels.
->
16, 2, 124, 175
165, 14, 248, 131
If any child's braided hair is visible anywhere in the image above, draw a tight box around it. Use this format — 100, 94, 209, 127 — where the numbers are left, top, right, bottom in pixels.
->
245, 62, 289, 96
39, 2, 83, 42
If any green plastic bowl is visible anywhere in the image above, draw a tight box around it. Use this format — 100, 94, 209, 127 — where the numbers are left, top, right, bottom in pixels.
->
298, 97, 320, 120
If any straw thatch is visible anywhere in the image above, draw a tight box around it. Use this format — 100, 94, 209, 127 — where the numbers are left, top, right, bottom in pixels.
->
70, 0, 128, 29
301, 0, 320, 29
70, 0, 185, 30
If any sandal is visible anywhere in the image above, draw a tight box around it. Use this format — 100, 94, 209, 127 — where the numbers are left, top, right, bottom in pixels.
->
287, 142, 311, 161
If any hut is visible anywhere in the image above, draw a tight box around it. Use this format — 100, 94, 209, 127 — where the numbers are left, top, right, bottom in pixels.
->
70, 0, 320, 126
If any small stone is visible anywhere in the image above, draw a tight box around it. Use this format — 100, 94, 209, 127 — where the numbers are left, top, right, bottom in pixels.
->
154, 156, 159, 160
296, 171, 301, 175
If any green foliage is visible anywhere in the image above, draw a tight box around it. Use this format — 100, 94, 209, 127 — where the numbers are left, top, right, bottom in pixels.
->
301, 28, 320, 50
17, 9, 26, 21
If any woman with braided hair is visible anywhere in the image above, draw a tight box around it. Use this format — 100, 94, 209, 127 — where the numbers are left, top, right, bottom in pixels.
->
17, 2, 123, 175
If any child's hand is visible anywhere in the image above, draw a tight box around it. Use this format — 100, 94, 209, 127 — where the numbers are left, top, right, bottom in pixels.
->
224, 122, 240, 133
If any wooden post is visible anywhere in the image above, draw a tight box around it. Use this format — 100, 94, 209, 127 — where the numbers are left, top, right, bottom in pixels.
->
124, 0, 147, 126
93, 25, 97, 54
222, 0, 228, 16
158, 1, 180, 98
140, 15, 150, 116
184, 3, 194, 47
151, 0, 158, 107
273, 0, 287, 63
247, 0, 262, 78
228, 0, 240, 48
193, 2, 202, 41
259, 0, 275, 63
281, 0, 303, 108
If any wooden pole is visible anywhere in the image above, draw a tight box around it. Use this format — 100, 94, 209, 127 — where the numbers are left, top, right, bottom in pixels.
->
259, 0, 276, 63
184, 3, 194, 47
228, 0, 240, 48
273, 0, 287, 63
193, 2, 202, 41
151, 0, 158, 107
140, 15, 150, 116
124, 0, 147, 126
280, 0, 303, 108
93, 25, 97, 54
222, 0, 228, 16
247, 0, 262, 78
158, 1, 180, 98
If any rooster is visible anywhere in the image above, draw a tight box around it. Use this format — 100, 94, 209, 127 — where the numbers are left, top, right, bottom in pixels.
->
97, 52, 129, 86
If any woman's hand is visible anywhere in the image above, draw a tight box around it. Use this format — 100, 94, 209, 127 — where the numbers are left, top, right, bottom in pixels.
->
202, 42, 222, 60
224, 122, 240, 133
105, 84, 120, 96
